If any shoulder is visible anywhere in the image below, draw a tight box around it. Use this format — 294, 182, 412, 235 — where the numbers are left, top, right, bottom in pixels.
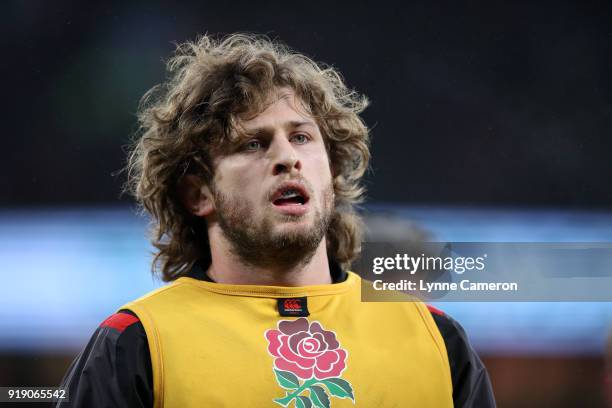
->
425, 304, 466, 339
425, 305, 497, 408
73, 310, 146, 360
100, 310, 142, 333
425, 304, 477, 371
57, 311, 152, 407
76, 310, 148, 371
94, 310, 148, 352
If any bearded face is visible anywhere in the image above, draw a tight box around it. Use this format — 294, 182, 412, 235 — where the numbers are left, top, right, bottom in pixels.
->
213, 178, 334, 268
207, 90, 335, 268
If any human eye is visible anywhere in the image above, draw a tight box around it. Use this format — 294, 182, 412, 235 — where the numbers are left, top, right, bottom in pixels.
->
242, 139, 263, 152
290, 133, 310, 145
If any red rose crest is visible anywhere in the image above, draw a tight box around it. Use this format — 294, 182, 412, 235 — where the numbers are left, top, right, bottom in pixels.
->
265, 318, 355, 407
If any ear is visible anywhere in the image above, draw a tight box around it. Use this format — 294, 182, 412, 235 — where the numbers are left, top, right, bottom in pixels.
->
178, 174, 214, 217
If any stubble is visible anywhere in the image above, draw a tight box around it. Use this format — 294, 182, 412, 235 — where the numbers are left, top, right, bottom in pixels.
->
213, 181, 334, 270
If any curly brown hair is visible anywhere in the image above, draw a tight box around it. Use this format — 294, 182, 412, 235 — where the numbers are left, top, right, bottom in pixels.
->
126, 33, 370, 281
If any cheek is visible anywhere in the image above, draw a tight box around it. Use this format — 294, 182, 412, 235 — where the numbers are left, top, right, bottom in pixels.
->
303, 157, 333, 206
311, 156, 333, 187
214, 162, 262, 201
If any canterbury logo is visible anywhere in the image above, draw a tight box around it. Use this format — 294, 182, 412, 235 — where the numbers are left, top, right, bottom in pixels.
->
283, 299, 302, 310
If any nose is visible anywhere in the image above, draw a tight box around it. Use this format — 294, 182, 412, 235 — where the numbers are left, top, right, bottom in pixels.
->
270, 137, 302, 176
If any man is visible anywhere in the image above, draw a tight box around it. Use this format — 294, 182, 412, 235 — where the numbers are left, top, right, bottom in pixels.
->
59, 33, 495, 407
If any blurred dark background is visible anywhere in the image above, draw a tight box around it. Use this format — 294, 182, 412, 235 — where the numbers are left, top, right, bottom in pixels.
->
2, 1, 612, 407
3, 0, 611, 208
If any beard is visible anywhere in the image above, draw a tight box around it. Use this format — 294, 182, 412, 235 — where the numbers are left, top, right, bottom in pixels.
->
213, 181, 334, 270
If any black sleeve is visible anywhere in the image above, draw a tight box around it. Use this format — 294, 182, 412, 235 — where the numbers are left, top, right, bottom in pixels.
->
56, 310, 153, 408
428, 306, 496, 408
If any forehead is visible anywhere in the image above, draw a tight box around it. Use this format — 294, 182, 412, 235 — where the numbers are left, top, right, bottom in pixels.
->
238, 89, 316, 132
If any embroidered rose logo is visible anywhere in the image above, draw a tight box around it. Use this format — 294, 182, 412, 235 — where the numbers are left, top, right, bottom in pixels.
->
265, 318, 355, 407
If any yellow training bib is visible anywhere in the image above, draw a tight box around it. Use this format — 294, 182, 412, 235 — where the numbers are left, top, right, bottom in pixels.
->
122, 272, 453, 408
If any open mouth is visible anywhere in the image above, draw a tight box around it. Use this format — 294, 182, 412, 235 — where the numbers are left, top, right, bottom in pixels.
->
271, 184, 310, 207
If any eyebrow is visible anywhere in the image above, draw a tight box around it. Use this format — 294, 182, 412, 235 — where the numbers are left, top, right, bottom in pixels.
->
242, 120, 318, 136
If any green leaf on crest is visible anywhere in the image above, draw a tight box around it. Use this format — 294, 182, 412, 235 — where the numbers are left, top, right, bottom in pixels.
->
309, 385, 330, 408
274, 369, 300, 389
296, 396, 313, 408
321, 377, 355, 401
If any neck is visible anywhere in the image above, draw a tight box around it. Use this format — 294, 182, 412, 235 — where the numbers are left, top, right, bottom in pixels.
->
206, 228, 332, 286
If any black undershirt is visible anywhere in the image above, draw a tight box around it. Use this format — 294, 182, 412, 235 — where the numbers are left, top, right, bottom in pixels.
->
186, 259, 348, 283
